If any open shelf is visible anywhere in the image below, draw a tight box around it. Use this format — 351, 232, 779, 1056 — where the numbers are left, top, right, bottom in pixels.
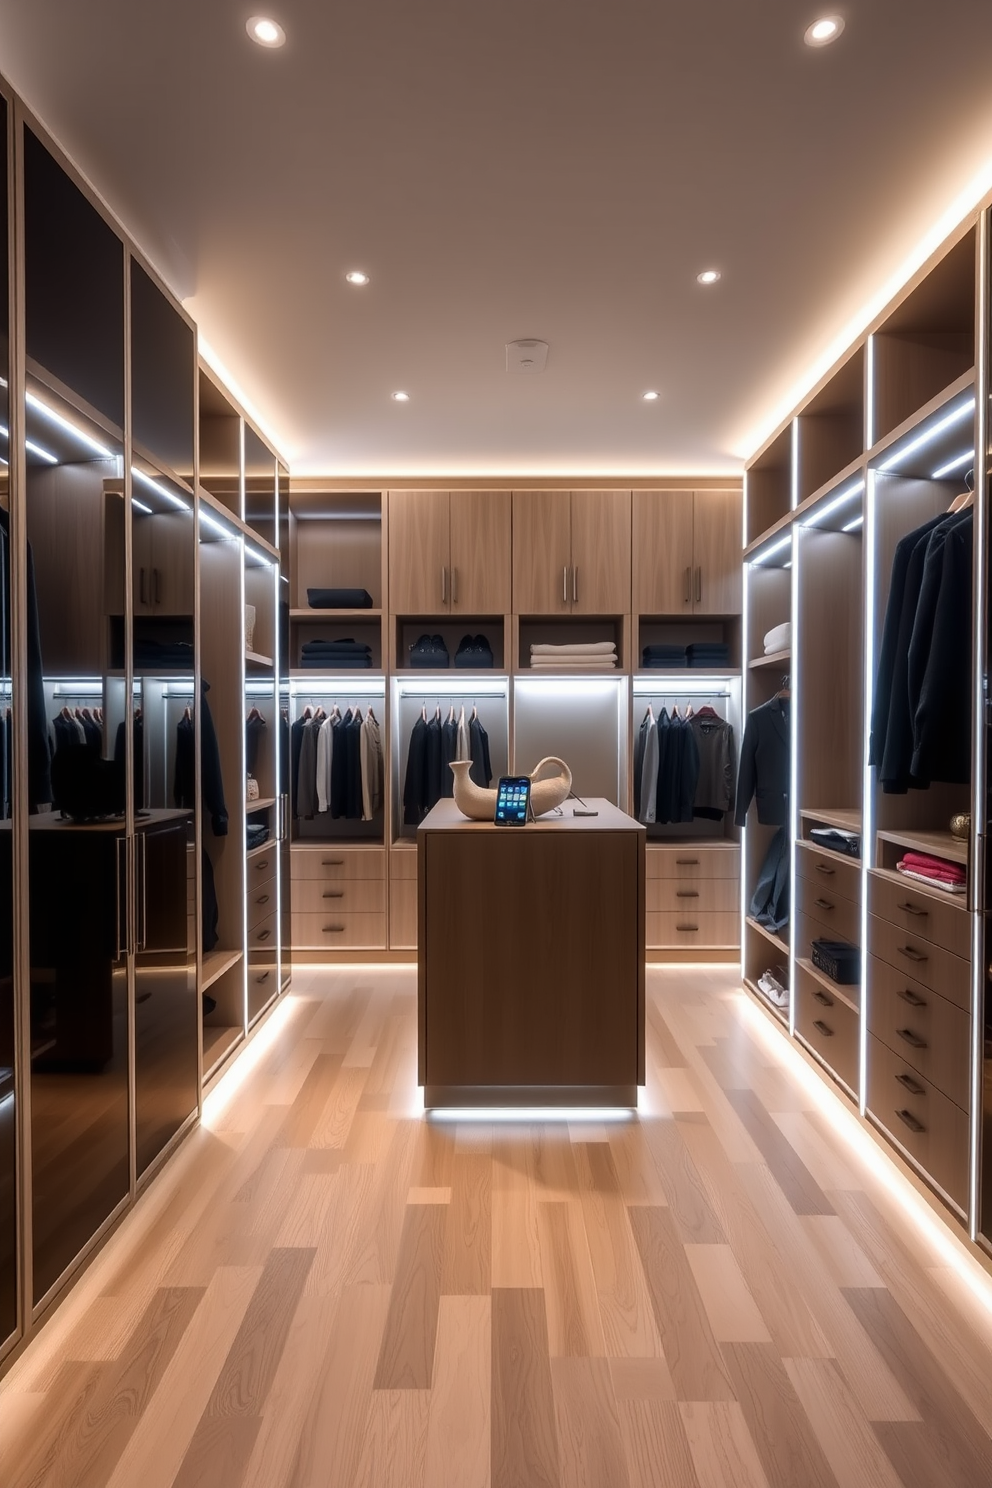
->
635, 668, 741, 682
246, 840, 273, 862
248, 796, 277, 811
746, 916, 789, 957
203, 1024, 243, 1078
800, 807, 862, 833
743, 975, 788, 1025
201, 947, 243, 992
245, 649, 273, 668
796, 956, 860, 1014
875, 827, 968, 867
748, 649, 790, 670
745, 424, 793, 546
291, 607, 382, 621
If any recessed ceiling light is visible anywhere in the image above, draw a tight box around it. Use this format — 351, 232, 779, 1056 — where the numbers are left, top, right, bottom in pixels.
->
391, 391, 410, 402
696, 269, 721, 285
642, 391, 660, 401
345, 270, 370, 286
246, 15, 285, 47
804, 15, 844, 46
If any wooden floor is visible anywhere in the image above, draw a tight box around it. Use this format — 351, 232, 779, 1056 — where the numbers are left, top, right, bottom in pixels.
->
2, 964, 992, 1487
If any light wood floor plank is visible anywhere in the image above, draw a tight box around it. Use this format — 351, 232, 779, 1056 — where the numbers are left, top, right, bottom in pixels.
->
424, 1295, 491, 1488
721, 1342, 840, 1488
491, 1288, 559, 1488
618, 1398, 701, 1488
374, 1202, 446, 1389
572, 1142, 665, 1358
536, 1201, 606, 1357
684, 1245, 773, 1344
784, 1357, 906, 1488
353, 1388, 431, 1488
551, 1356, 629, 1488
680, 1400, 773, 1488
441, 1154, 492, 1296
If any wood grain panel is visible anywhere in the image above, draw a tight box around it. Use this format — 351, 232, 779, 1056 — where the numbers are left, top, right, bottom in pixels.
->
353, 1389, 431, 1488
632, 489, 693, 614
680, 1401, 773, 1488
374, 1202, 446, 1389
723, 1090, 835, 1217
619, 1399, 701, 1488
388, 489, 449, 613
441, 1154, 492, 1295
172, 1416, 262, 1488
692, 488, 742, 615
491, 1288, 560, 1488
784, 1357, 905, 1488
449, 489, 511, 613
721, 1342, 840, 1488
423, 1295, 490, 1488
684, 1245, 772, 1343
536, 1200, 605, 1357
205, 1247, 314, 1416
512, 490, 571, 613
570, 488, 631, 613
572, 1142, 664, 1357
551, 1355, 630, 1488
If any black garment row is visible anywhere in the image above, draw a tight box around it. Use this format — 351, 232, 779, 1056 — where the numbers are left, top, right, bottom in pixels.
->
403, 705, 492, 825
634, 705, 737, 825
870, 502, 972, 793
291, 704, 384, 821
735, 692, 791, 933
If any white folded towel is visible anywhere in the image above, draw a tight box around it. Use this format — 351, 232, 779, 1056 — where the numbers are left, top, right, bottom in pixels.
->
763, 621, 791, 654
530, 641, 618, 656
530, 659, 617, 669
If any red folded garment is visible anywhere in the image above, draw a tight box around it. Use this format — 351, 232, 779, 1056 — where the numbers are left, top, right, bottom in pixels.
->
899, 851, 965, 880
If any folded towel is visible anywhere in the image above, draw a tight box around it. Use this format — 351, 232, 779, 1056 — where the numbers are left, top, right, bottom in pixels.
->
900, 850, 964, 875
763, 621, 791, 654
530, 641, 617, 656
307, 588, 374, 609
530, 659, 617, 670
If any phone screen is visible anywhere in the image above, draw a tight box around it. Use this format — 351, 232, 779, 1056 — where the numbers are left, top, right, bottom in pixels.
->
494, 776, 531, 825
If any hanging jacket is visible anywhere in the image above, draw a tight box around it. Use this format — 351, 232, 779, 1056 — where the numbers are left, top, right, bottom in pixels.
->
200, 681, 228, 835
734, 697, 789, 827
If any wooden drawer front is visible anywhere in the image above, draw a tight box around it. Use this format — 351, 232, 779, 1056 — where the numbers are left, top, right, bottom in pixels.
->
646, 877, 739, 914
247, 851, 277, 884
868, 870, 971, 960
866, 1034, 969, 1210
248, 911, 278, 957
868, 914, 970, 1011
867, 955, 971, 1109
293, 877, 385, 915
795, 964, 859, 1093
795, 842, 861, 902
646, 846, 740, 880
390, 850, 418, 882
796, 875, 860, 945
292, 847, 386, 882
389, 880, 418, 950
646, 910, 739, 949
247, 882, 278, 931
292, 910, 387, 949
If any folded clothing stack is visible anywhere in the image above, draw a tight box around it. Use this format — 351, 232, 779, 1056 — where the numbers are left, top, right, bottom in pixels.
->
763, 621, 791, 655
686, 642, 730, 668
409, 634, 450, 668
307, 587, 374, 609
134, 638, 194, 671
299, 638, 373, 669
530, 641, 617, 669
896, 850, 966, 895
246, 823, 269, 849
809, 826, 861, 858
454, 634, 494, 668
642, 644, 687, 668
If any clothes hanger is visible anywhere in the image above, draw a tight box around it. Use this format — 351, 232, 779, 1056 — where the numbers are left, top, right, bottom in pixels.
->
948, 469, 974, 514
421, 703, 427, 721
775, 673, 791, 700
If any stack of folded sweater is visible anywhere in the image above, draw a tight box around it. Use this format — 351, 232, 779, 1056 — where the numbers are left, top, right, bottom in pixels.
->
896, 851, 966, 895
307, 587, 374, 609
134, 638, 194, 671
299, 638, 373, 669
763, 621, 791, 656
641, 644, 687, 668
686, 642, 730, 668
530, 641, 617, 669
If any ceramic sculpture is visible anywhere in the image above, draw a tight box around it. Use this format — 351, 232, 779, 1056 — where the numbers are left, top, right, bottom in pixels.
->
449, 756, 572, 820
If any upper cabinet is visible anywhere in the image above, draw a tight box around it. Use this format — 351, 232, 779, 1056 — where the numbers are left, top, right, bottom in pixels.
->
388, 489, 511, 613
632, 488, 741, 615
513, 490, 631, 614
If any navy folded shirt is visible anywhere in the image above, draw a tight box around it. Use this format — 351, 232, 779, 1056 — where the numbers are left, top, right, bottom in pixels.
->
307, 588, 374, 609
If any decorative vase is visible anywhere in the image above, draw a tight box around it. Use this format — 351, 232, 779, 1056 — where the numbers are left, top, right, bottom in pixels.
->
449, 756, 573, 821
950, 813, 971, 840
245, 604, 257, 652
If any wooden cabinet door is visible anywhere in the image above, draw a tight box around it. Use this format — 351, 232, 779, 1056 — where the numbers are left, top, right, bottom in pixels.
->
150, 510, 195, 615
450, 490, 511, 613
692, 488, 742, 615
631, 489, 693, 613
512, 490, 571, 613
569, 490, 631, 613
388, 489, 450, 612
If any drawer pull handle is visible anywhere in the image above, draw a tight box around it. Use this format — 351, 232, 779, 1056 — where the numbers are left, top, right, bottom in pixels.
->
323, 924, 345, 933
813, 989, 833, 1007
676, 890, 699, 899
897, 1027, 927, 1050
813, 1019, 834, 1037
322, 859, 345, 867
896, 1108, 926, 1134
255, 971, 270, 984
675, 858, 699, 866
322, 890, 344, 899
895, 1071, 925, 1097
256, 893, 270, 905
897, 987, 927, 1008
897, 945, 927, 964
897, 901, 928, 918
814, 863, 835, 875
256, 929, 271, 942
676, 923, 699, 932
255, 859, 270, 871
814, 897, 835, 911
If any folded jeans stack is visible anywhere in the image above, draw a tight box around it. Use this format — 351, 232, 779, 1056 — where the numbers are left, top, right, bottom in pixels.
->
307, 587, 374, 609
299, 638, 373, 669
763, 621, 791, 655
641, 644, 687, 668
895, 850, 966, 895
686, 642, 730, 668
530, 641, 617, 669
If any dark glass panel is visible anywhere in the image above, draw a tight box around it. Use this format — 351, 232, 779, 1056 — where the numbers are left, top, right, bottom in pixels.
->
244, 425, 276, 548
130, 262, 195, 484
0, 93, 16, 1347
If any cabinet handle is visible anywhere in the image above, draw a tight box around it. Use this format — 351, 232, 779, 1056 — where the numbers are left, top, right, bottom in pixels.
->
441, 566, 447, 604
138, 831, 148, 951
676, 923, 699, 932
322, 890, 344, 899
572, 566, 578, 603
115, 836, 126, 961
895, 1107, 926, 1134
255, 971, 270, 984
257, 929, 271, 942
154, 567, 161, 604
683, 566, 691, 604
813, 1019, 834, 1037
895, 1071, 925, 1097
695, 566, 702, 603
139, 566, 148, 605
813, 989, 833, 1007
897, 944, 927, 964
322, 859, 344, 867
256, 893, 270, 906
814, 863, 835, 875
675, 857, 699, 866
814, 897, 834, 911
255, 859, 270, 871
897, 1027, 927, 1050
451, 567, 458, 604
675, 890, 699, 899
897, 987, 927, 1008
897, 901, 928, 918
323, 924, 346, 933
563, 565, 568, 605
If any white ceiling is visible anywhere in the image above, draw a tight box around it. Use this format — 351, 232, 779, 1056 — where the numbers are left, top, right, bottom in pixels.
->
2, 1, 992, 477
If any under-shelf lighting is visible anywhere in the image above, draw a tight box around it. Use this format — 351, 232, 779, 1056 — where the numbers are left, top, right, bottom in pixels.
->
198, 509, 239, 541
876, 398, 974, 472
842, 513, 864, 532
749, 532, 792, 566
131, 466, 191, 511
427, 1107, 635, 1124
931, 448, 974, 480
25, 391, 114, 457
244, 542, 275, 567
131, 497, 153, 515
0, 421, 58, 464
803, 477, 864, 528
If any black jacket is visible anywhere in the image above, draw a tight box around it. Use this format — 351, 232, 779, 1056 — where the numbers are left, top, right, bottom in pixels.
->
870, 511, 946, 773
910, 510, 972, 785
403, 716, 429, 825
469, 716, 492, 788
200, 682, 228, 835
735, 697, 789, 827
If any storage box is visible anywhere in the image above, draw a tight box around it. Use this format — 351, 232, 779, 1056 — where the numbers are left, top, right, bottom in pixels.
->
811, 937, 860, 984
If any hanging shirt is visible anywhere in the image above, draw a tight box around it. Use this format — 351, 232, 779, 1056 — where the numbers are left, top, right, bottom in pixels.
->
689, 713, 736, 818
403, 715, 430, 825
316, 713, 334, 814
360, 711, 384, 820
639, 711, 659, 823
469, 715, 492, 788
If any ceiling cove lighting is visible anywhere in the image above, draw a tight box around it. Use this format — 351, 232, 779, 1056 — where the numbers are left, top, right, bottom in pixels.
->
740, 991, 992, 1316
931, 448, 974, 480
696, 269, 721, 285
391, 391, 410, 402
876, 398, 975, 472
750, 532, 792, 566
345, 270, 370, 286
804, 477, 865, 528
804, 15, 844, 46
25, 391, 114, 457
246, 15, 285, 47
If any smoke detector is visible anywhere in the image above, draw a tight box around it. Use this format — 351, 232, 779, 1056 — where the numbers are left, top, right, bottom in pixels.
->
506, 339, 549, 373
